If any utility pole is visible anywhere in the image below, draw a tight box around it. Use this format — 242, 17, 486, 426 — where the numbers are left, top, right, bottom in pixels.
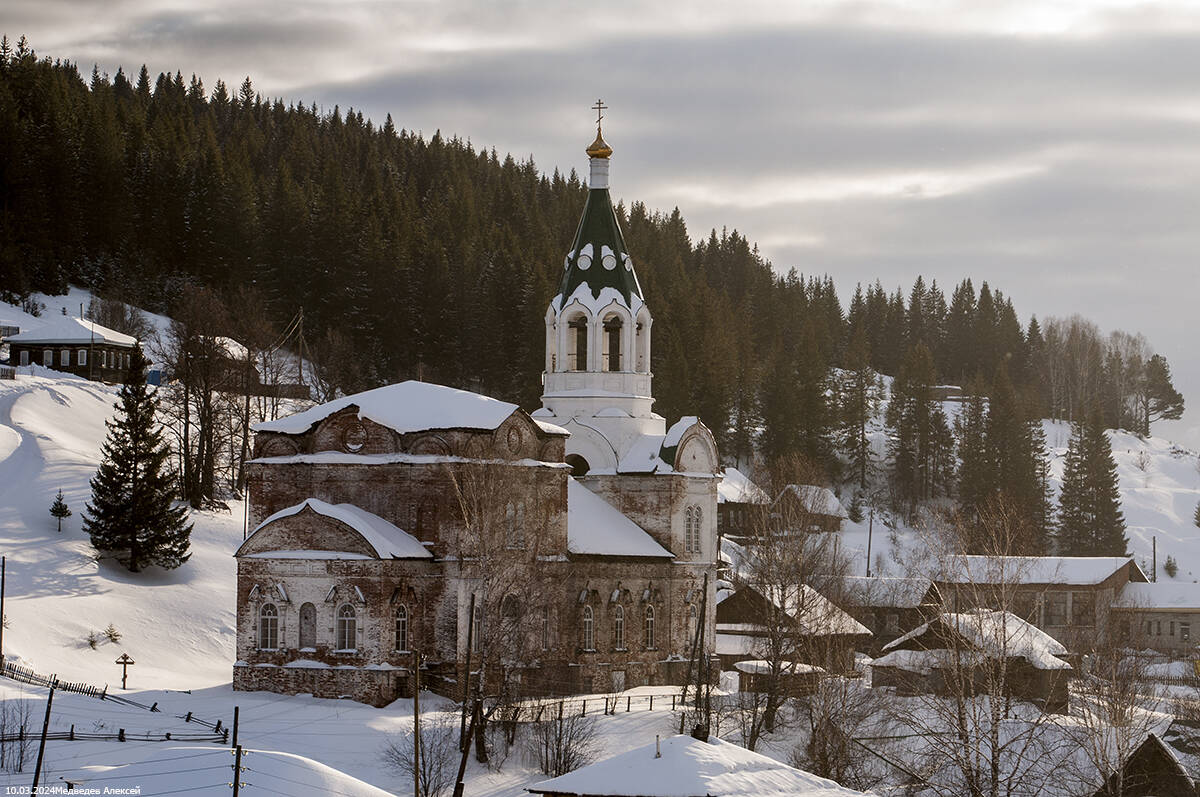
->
295, 307, 304, 385
866, 507, 874, 577
83, 303, 94, 381
31, 681, 55, 792
413, 649, 421, 797
231, 705, 239, 749
459, 593, 475, 752
451, 699, 481, 797
1152, 537, 1158, 582
231, 745, 244, 797
1, 555, 7, 666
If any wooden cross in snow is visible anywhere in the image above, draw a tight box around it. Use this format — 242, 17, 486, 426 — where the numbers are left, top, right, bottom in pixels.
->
115, 653, 135, 689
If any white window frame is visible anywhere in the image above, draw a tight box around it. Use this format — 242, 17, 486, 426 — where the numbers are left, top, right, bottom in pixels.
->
336, 604, 357, 651
19, 350, 29, 366
258, 603, 279, 650
582, 606, 594, 651
395, 604, 409, 652
643, 605, 656, 649
613, 605, 625, 650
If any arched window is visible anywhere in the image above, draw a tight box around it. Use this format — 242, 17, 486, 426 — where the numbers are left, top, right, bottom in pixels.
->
472, 602, 484, 654
395, 605, 409, 652
684, 506, 695, 553
693, 506, 703, 554
501, 594, 521, 645
541, 606, 550, 651
603, 315, 623, 371
582, 606, 594, 650
258, 603, 279, 650
505, 503, 516, 548
298, 602, 316, 649
77, 349, 86, 366
336, 604, 357, 651
613, 605, 625, 649
42, 349, 51, 367
643, 605, 655, 649
568, 315, 588, 371
59, 349, 69, 367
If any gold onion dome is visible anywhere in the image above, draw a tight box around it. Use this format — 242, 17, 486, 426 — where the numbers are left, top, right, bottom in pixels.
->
586, 130, 613, 159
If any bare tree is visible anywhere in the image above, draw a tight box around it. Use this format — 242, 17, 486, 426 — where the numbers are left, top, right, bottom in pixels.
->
792, 676, 889, 791
154, 287, 236, 507
444, 460, 567, 765
383, 716, 458, 797
884, 500, 1076, 797
1068, 619, 1169, 795
86, 295, 155, 341
728, 454, 856, 750
523, 701, 599, 777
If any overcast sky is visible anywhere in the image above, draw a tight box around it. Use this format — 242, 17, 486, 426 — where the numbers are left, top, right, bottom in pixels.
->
7, 0, 1200, 447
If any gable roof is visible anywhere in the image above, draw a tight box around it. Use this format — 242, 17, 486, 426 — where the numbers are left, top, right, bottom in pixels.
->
253, 380, 564, 438
566, 478, 673, 559
719, 585, 871, 637
836, 576, 938, 609
6, 316, 138, 347
717, 467, 770, 505
527, 734, 868, 797
882, 610, 1070, 671
938, 555, 1146, 586
236, 499, 432, 560
778, 485, 847, 518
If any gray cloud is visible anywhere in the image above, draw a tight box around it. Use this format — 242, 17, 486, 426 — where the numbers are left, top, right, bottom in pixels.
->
5, 2, 1200, 445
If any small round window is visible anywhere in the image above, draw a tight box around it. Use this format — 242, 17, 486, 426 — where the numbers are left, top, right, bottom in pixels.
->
343, 422, 367, 452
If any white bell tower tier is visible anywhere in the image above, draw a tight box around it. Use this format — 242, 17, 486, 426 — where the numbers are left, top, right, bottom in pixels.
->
533, 108, 667, 473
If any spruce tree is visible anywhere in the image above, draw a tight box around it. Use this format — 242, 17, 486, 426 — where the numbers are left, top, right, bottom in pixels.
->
83, 349, 192, 572
1058, 408, 1127, 556
49, 489, 71, 532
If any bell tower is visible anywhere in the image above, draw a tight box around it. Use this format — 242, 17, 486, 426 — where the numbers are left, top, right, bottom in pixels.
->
535, 103, 664, 471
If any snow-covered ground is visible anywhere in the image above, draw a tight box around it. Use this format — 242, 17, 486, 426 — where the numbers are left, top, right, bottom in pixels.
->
1, 290, 1197, 794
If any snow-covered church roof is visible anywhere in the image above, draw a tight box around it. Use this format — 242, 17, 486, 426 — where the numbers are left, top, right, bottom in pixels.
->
528, 734, 870, 796
567, 478, 673, 559
6, 316, 139, 347
237, 498, 432, 560
254, 380, 566, 437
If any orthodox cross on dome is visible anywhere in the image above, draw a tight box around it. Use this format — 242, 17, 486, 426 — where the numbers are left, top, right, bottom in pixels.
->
592, 99, 607, 132
587, 99, 613, 160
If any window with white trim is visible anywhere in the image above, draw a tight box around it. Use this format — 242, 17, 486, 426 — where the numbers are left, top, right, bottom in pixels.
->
395, 605, 409, 652
258, 603, 279, 650
336, 604, 357, 650
613, 605, 625, 649
643, 605, 656, 649
581, 606, 594, 650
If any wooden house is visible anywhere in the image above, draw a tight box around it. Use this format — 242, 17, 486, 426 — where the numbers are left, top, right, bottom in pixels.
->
716, 467, 769, 542
934, 555, 1149, 651
1092, 732, 1199, 796
870, 610, 1072, 712
6, 317, 138, 382
714, 584, 871, 674
775, 485, 847, 534
834, 576, 942, 652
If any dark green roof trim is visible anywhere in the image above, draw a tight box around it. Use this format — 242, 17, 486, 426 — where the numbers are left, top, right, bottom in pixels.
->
557, 188, 643, 308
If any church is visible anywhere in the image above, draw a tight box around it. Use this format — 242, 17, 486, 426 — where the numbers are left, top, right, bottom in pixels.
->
232, 117, 722, 707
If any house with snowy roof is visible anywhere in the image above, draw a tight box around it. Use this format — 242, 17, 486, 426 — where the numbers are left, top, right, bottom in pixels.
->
5, 315, 139, 382
526, 734, 871, 797
233, 122, 721, 706
716, 467, 769, 542
775, 484, 848, 533
1112, 581, 1200, 654
833, 576, 942, 652
1091, 730, 1200, 796
870, 609, 1073, 711
714, 583, 871, 674
933, 555, 1149, 651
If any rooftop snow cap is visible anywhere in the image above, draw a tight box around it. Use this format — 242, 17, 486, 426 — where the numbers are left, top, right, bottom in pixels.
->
557, 108, 643, 311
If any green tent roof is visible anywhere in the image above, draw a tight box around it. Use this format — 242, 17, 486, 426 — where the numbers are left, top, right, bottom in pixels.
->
556, 187, 643, 309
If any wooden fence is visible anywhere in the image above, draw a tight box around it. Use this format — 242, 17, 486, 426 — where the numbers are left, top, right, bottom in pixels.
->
1, 661, 227, 732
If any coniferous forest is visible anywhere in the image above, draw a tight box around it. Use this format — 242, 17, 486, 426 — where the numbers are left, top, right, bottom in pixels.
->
0, 38, 1186, 545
